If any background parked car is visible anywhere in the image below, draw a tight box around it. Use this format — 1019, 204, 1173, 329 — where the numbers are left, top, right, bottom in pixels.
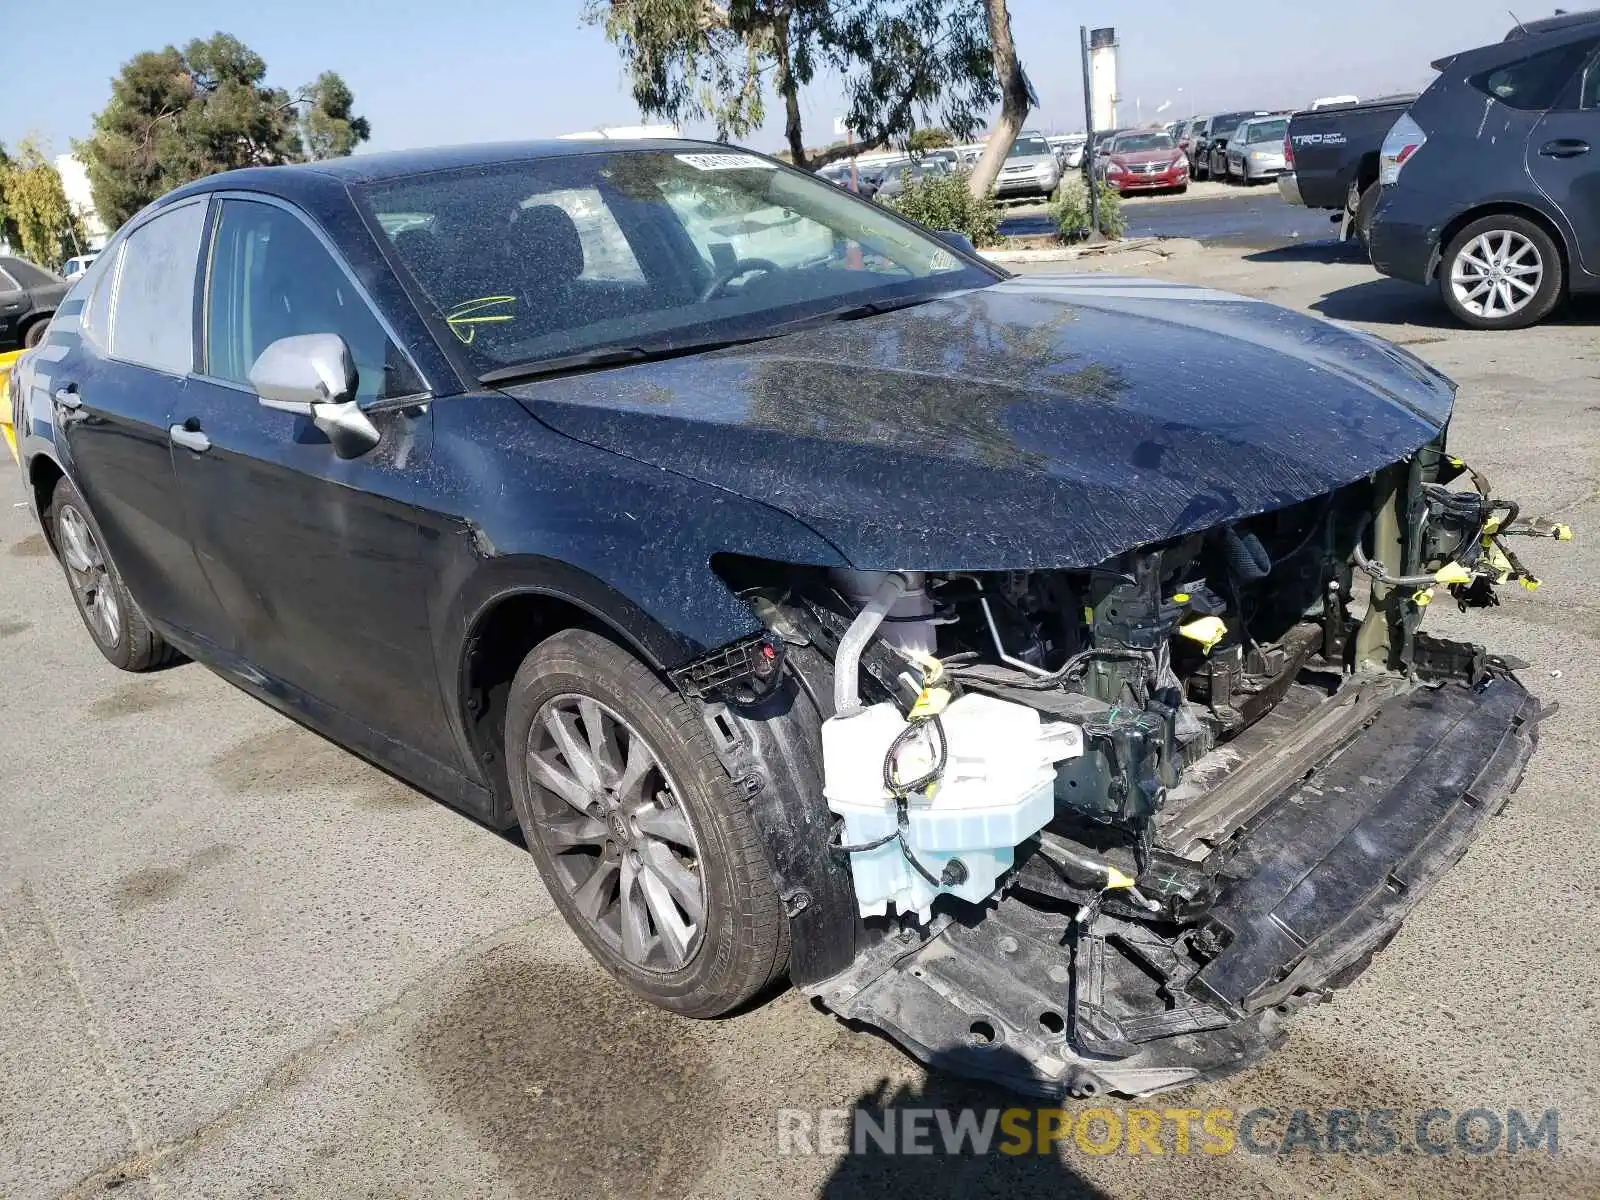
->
871, 155, 952, 203
1175, 116, 1204, 168
61, 253, 100, 283
1204, 111, 1271, 179
1226, 115, 1292, 183
1099, 130, 1190, 194
992, 131, 1062, 199
1279, 94, 1418, 246
1370, 10, 1600, 329
0, 256, 67, 350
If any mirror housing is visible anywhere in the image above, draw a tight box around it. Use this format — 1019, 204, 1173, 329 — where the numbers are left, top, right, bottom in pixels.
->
935, 229, 977, 258
249, 333, 379, 459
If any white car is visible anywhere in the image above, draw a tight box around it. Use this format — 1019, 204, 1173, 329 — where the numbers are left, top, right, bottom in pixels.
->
61, 253, 99, 283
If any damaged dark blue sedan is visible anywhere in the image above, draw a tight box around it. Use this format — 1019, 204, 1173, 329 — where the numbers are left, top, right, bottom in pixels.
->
10, 140, 1567, 1097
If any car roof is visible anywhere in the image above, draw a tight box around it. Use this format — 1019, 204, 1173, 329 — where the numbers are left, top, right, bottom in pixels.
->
162, 137, 749, 203
1506, 7, 1600, 39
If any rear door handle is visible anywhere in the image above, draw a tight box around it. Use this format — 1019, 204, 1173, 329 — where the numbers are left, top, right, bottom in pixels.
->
170, 422, 212, 453
1539, 139, 1590, 158
53, 386, 81, 410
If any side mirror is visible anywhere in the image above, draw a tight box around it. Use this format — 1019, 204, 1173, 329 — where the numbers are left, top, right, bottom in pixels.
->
249, 333, 380, 460
935, 230, 977, 257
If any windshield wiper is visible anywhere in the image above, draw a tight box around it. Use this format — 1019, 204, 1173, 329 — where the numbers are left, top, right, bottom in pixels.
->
479, 332, 784, 385
806, 291, 952, 323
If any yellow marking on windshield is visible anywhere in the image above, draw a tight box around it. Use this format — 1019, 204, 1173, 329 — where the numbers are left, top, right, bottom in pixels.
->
446, 295, 516, 345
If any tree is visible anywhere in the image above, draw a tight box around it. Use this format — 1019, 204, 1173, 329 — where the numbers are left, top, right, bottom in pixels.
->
300, 72, 372, 160
0, 142, 20, 250
76, 34, 371, 230
589, 0, 998, 170
906, 126, 954, 151
965, 0, 1034, 200
0, 139, 85, 269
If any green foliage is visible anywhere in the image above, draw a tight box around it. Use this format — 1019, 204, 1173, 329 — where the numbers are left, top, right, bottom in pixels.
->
76, 34, 370, 230
1050, 175, 1125, 242
300, 72, 372, 161
884, 168, 999, 247
588, 1, 998, 169
0, 142, 18, 249
0, 139, 85, 269
906, 126, 954, 151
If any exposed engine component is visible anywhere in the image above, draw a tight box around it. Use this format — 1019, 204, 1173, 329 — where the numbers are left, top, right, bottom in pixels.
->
720, 450, 1568, 1097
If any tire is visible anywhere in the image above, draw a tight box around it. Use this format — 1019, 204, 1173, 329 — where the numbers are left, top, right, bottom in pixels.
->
49, 475, 175, 671
1437, 214, 1564, 331
1354, 182, 1380, 251
505, 628, 789, 1018
1175, 183, 1189, 195
21, 317, 48, 349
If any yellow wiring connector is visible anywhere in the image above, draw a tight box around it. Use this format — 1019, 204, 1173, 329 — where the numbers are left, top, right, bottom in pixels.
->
1177, 616, 1227, 654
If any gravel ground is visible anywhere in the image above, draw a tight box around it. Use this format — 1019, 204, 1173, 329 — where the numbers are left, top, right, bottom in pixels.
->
2, 244, 1598, 1199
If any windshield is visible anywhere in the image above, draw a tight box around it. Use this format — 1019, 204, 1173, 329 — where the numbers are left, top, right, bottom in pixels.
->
1111, 133, 1175, 154
1007, 136, 1052, 158
1244, 118, 1288, 144
359, 149, 994, 378
1211, 113, 1258, 138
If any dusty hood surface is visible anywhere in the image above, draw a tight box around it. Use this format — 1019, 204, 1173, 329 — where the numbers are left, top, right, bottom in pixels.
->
509, 276, 1455, 569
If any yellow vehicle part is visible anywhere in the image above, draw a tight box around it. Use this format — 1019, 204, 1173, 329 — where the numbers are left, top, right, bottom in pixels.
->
0, 349, 21, 466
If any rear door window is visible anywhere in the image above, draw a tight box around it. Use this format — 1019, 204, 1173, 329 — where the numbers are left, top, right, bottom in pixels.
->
104, 199, 207, 375
1473, 39, 1600, 110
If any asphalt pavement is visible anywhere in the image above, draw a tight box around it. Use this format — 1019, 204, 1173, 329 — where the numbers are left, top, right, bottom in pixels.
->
3, 243, 1599, 1198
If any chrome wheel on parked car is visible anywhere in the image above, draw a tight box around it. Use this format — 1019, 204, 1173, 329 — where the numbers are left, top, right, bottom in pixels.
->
1438, 215, 1563, 331
524, 692, 706, 972
57, 503, 121, 648
505, 628, 788, 1017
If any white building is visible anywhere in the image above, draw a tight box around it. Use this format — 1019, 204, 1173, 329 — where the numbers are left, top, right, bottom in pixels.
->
54, 154, 110, 249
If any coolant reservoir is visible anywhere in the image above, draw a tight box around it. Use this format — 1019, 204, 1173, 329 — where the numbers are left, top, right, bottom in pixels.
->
822, 693, 1083, 922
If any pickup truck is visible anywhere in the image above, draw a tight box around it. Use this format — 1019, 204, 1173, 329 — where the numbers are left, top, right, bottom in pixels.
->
1278, 95, 1416, 245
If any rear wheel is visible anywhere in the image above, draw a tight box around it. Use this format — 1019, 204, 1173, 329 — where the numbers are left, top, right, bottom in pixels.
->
21, 318, 47, 349
49, 476, 174, 671
1438, 215, 1563, 330
505, 628, 789, 1017
1354, 182, 1381, 251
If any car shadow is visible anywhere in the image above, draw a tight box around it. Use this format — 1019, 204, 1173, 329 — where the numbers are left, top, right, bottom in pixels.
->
815, 1046, 1110, 1200
1309, 278, 1460, 327
1311, 278, 1600, 329
1244, 239, 1367, 266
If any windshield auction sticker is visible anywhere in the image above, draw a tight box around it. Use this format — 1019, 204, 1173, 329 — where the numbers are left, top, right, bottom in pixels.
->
675, 153, 777, 171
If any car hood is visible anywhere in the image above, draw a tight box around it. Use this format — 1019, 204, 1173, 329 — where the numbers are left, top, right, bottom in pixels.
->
1112, 150, 1179, 166
507, 276, 1455, 570
1003, 154, 1056, 170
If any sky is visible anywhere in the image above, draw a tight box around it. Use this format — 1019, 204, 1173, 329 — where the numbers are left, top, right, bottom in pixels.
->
0, 0, 1549, 161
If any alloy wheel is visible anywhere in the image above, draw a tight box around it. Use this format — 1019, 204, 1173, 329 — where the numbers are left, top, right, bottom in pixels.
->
523, 693, 706, 972
1450, 231, 1543, 321
57, 505, 122, 647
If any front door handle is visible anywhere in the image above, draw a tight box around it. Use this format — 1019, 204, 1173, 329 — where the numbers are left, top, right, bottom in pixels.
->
170, 421, 211, 454
53, 386, 81, 410
1539, 139, 1591, 159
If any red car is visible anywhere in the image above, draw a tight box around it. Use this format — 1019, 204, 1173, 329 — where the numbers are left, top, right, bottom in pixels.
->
1099, 131, 1189, 195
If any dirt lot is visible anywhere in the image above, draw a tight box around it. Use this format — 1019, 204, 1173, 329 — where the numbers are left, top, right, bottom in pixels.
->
3, 243, 1599, 1199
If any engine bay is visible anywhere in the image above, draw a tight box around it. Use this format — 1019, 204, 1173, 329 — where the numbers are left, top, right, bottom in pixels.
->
690, 448, 1566, 1096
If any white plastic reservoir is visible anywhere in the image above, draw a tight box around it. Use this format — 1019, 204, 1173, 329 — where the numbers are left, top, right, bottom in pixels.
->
822, 693, 1084, 921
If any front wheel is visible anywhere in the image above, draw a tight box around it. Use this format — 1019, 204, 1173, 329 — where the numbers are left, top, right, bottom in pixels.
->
1438, 216, 1563, 330
505, 629, 789, 1017
49, 476, 175, 671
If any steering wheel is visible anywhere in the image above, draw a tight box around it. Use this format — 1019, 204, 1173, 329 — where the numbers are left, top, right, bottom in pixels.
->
699, 257, 783, 302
